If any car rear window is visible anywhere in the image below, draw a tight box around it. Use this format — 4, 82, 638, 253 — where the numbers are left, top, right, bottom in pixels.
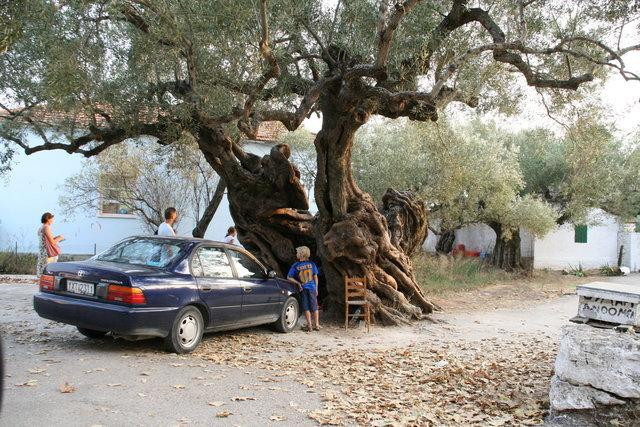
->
94, 238, 187, 268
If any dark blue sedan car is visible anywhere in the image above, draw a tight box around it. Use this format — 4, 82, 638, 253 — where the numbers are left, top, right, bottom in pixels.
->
34, 236, 300, 353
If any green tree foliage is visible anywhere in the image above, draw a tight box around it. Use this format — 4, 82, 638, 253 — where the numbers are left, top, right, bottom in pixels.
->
513, 117, 638, 224
2, 0, 639, 316
352, 119, 557, 240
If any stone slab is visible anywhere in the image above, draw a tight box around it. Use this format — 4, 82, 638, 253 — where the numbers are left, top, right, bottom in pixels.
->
554, 324, 640, 399
550, 377, 625, 411
576, 282, 640, 325
577, 282, 640, 303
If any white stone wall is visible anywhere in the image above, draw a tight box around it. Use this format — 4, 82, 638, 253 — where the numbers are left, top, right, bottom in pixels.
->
422, 221, 495, 253
421, 210, 630, 272
619, 230, 640, 272
422, 222, 533, 257
533, 210, 620, 270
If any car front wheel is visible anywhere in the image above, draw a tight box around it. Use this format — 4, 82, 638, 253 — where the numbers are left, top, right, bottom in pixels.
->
274, 296, 299, 333
77, 327, 108, 339
164, 306, 204, 354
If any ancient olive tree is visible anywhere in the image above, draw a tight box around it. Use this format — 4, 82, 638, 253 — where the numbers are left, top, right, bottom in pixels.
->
2, 0, 640, 323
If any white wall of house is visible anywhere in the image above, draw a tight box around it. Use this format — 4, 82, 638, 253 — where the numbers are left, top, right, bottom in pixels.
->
423, 225, 532, 257
423, 222, 496, 254
421, 210, 633, 271
533, 210, 620, 270
0, 137, 315, 255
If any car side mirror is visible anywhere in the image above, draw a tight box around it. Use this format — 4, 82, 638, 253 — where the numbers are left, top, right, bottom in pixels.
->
267, 270, 277, 278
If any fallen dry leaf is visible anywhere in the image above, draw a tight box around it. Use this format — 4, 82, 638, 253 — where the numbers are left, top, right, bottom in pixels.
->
231, 396, 257, 401
173, 384, 186, 389
106, 383, 122, 387
188, 318, 556, 426
269, 415, 286, 421
59, 382, 75, 393
216, 410, 232, 418
15, 379, 38, 387
208, 401, 225, 407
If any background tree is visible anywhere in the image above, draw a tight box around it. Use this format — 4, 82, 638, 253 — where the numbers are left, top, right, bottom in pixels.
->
2, 0, 639, 324
352, 119, 557, 269
60, 139, 221, 234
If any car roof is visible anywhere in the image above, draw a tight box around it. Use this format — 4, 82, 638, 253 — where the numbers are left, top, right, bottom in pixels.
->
128, 235, 250, 252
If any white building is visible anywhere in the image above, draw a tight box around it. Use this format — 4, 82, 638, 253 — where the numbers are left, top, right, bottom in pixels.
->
0, 123, 310, 255
424, 210, 640, 271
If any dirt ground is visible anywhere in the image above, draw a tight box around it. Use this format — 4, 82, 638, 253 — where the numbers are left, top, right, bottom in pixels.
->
1, 273, 636, 426
429, 270, 591, 312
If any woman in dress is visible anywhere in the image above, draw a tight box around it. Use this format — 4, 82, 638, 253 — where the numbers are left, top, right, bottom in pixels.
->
36, 212, 64, 276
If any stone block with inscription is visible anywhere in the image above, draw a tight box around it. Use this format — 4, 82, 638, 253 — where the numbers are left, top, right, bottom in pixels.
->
576, 282, 640, 326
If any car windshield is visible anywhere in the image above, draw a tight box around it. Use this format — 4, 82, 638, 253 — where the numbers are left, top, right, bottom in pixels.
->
94, 238, 187, 268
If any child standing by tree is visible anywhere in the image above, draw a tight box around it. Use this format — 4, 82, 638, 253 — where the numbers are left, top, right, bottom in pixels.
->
287, 246, 320, 332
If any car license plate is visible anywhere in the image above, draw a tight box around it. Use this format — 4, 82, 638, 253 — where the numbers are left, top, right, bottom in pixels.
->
67, 280, 95, 296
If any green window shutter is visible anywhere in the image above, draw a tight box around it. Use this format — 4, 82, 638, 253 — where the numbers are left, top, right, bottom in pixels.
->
574, 225, 588, 243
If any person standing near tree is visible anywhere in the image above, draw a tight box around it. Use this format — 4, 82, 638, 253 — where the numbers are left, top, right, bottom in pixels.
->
36, 212, 64, 277
287, 246, 321, 332
157, 207, 178, 237
224, 226, 237, 245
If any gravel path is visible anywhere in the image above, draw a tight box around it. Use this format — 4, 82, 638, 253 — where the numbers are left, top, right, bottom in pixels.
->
1, 275, 638, 425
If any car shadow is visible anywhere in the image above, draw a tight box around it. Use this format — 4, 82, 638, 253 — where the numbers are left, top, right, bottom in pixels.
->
36, 323, 285, 355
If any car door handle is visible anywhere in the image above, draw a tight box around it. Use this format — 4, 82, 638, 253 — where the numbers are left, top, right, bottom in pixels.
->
243, 287, 252, 293
201, 284, 212, 291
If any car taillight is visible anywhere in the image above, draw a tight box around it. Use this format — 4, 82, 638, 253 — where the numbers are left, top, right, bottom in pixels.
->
39, 274, 55, 291
106, 285, 146, 305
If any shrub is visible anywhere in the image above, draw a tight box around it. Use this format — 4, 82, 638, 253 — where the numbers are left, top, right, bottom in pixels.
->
563, 263, 587, 277
0, 251, 37, 274
600, 265, 623, 276
412, 252, 510, 295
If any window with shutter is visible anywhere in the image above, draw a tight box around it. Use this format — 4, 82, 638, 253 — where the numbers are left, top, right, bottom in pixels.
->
574, 225, 588, 243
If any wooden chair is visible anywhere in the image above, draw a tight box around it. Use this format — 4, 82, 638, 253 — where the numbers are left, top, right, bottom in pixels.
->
344, 277, 371, 332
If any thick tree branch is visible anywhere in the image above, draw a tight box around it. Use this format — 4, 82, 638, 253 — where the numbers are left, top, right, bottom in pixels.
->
257, 76, 340, 130
375, 0, 422, 69
3, 120, 173, 158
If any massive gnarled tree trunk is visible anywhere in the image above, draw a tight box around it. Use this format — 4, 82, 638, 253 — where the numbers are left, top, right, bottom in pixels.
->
489, 223, 522, 271
313, 93, 436, 325
381, 189, 429, 257
196, 126, 315, 276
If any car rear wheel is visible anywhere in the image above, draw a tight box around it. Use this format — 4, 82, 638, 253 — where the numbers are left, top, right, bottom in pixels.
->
77, 327, 108, 339
164, 306, 203, 354
274, 296, 299, 333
